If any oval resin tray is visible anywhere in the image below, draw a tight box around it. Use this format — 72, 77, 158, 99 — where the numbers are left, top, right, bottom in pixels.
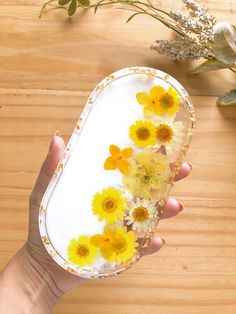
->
39, 67, 195, 279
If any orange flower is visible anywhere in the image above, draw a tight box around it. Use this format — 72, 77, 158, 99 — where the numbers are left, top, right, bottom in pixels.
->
104, 145, 133, 174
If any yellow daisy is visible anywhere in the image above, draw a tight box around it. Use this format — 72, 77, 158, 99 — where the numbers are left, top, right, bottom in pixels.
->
92, 187, 127, 224
67, 235, 98, 267
136, 85, 180, 117
129, 120, 156, 148
123, 149, 170, 200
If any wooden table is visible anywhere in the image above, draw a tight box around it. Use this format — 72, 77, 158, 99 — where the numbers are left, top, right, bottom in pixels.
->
0, 1, 236, 313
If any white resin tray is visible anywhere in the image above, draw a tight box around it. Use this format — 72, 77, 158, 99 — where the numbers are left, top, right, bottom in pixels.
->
39, 67, 195, 279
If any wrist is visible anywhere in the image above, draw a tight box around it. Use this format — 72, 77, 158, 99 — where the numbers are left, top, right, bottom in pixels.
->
0, 244, 63, 314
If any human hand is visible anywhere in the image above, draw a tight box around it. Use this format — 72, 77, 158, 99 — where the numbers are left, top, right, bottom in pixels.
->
0, 132, 191, 314
26, 132, 192, 290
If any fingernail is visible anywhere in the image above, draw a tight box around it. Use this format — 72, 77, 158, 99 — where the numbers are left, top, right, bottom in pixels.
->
49, 131, 60, 151
178, 201, 184, 212
187, 161, 193, 170
48, 136, 55, 152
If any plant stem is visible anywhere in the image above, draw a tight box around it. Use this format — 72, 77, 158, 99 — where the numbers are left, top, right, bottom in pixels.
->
39, 0, 58, 18
92, 0, 187, 37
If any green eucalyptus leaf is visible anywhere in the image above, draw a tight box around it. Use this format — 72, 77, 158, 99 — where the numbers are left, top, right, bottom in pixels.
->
217, 89, 236, 106
68, 0, 77, 16
188, 58, 235, 75
213, 22, 236, 64
59, 0, 71, 5
78, 0, 90, 6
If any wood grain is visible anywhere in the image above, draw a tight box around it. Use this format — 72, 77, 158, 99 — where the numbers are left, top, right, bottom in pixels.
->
0, 1, 236, 313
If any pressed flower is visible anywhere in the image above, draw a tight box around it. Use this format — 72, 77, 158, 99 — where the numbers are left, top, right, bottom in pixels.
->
92, 187, 127, 224
153, 116, 185, 155
136, 86, 180, 117
129, 120, 156, 148
104, 144, 133, 174
67, 235, 98, 267
123, 149, 170, 200
90, 224, 117, 261
91, 225, 138, 265
111, 226, 138, 265
125, 198, 157, 233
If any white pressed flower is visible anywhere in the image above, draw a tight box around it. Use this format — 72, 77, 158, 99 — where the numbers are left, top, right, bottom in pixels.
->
125, 198, 157, 233
152, 116, 185, 156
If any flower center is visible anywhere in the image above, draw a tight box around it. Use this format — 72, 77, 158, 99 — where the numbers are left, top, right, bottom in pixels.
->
76, 245, 89, 258
156, 124, 173, 142
112, 235, 127, 254
133, 206, 149, 222
102, 197, 117, 213
103, 235, 112, 243
159, 94, 174, 108
136, 127, 150, 140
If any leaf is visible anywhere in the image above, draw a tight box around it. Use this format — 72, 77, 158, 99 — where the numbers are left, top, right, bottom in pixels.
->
59, 0, 71, 5
68, 0, 77, 16
217, 89, 236, 106
188, 58, 235, 75
78, 0, 90, 6
213, 22, 236, 64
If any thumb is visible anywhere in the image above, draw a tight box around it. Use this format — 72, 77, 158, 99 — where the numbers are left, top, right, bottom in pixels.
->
30, 132, 65, 210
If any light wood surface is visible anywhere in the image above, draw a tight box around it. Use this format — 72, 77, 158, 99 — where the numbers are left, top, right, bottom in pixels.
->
0, 1, 236, 313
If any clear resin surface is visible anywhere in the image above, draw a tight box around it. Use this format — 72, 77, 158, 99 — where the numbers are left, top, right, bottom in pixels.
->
39, 67, 195, 279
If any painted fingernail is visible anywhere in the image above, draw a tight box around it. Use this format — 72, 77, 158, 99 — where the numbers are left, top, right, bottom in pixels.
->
187, 161, 193, 170
178, 202, 184, 211
55, 130, 60, 136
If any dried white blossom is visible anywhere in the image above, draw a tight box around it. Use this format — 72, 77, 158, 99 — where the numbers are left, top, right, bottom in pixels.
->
152, 0, 216, 61
151, 36, 210, 61
183, 0, 205, 14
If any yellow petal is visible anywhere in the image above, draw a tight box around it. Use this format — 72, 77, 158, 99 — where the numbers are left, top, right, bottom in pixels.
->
117, 159, 130, 174
109, 144, 121, 158
90, 234, 103, 247
121, 147, 133, 158
168, 105, 180, 115
101, 243, 114, 259
168, 87, 178, 97
136, 92, 150, 104
150, 86, 165, 99
153, 104, 165, 115
143, 104, 154, 118
104, 224, 117, 235
104, 156, 117, 170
